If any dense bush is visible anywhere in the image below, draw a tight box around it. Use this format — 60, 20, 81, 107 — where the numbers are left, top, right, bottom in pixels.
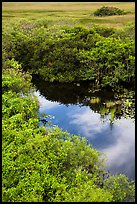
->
78, 37, 135, 87
94, 6, 128, 16
2, 20, 135, 88
2, 60, 135, 202
112, 22, 135, 40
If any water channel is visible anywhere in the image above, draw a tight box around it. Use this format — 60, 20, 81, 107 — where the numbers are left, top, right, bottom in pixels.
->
32, 75, 135, 180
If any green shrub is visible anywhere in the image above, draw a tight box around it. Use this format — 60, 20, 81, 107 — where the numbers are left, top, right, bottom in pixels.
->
2, 60, 135, 202
94, 6, 128, 16
2, 20, 135, 87
112, 22, 135, 41
104, 174, 135, 202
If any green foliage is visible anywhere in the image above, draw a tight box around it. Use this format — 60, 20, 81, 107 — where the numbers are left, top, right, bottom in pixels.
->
2, 59, 33, 94
112, 22, 135, 41
104, 174, 135, 202
2, 13, 135, 201
51, 178, 113, 202
89, 37, 135, 87
2, 19, 135, 87
2, 60, 135, 202
94, 6, 128, 16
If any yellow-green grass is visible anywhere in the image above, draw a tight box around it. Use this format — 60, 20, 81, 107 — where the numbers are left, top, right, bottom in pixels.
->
2, 2, 135, 28
2, 2, 135, 11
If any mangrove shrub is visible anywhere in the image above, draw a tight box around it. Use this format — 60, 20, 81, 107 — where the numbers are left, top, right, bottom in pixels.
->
2, 59, 135, 202
2, 21, 135, 87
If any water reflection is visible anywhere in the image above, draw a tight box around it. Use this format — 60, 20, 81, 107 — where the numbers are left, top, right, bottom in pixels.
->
34, 91, 135, 179
102, 118, 135, 179
32, 74, 135, 122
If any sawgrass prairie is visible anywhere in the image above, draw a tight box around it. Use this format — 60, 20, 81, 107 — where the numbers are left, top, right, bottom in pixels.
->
2, 2, 135, 28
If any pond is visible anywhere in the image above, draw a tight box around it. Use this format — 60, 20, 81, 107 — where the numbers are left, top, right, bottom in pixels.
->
32, 75, 135, 180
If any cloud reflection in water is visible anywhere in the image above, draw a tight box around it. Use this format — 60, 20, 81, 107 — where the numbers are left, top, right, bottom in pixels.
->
36, 92, 135, 179
34, 91, 59, 111
69, 108, 135, 179
101, 118, 135, 178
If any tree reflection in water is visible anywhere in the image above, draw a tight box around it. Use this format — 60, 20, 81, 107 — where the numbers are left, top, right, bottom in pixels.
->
32, 74, 135, 179
32, 74, 135, 123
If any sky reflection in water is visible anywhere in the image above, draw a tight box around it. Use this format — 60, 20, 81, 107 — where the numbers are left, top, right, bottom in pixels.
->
35, 91, 135, 179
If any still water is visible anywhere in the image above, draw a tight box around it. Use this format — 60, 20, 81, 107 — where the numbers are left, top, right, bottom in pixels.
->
32, 76, 135, 180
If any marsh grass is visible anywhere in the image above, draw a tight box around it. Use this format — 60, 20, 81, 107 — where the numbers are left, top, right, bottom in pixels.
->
2, 2, 135, 11
2, 2, 135, 28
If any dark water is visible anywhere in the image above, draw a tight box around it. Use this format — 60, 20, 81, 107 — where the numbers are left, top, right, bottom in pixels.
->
32, 75, 135, 180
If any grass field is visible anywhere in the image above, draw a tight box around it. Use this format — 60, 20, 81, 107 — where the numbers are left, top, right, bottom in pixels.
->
2, 2, 135, 28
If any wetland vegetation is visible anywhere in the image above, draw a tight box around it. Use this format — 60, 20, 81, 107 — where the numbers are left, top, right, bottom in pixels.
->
2, 2, 135, 202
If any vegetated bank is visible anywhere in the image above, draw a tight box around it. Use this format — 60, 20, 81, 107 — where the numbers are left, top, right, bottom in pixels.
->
2, 17, 135, 201
31, 73, 135, 123
2, 59, 135, 202
3, 18, 135, 89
